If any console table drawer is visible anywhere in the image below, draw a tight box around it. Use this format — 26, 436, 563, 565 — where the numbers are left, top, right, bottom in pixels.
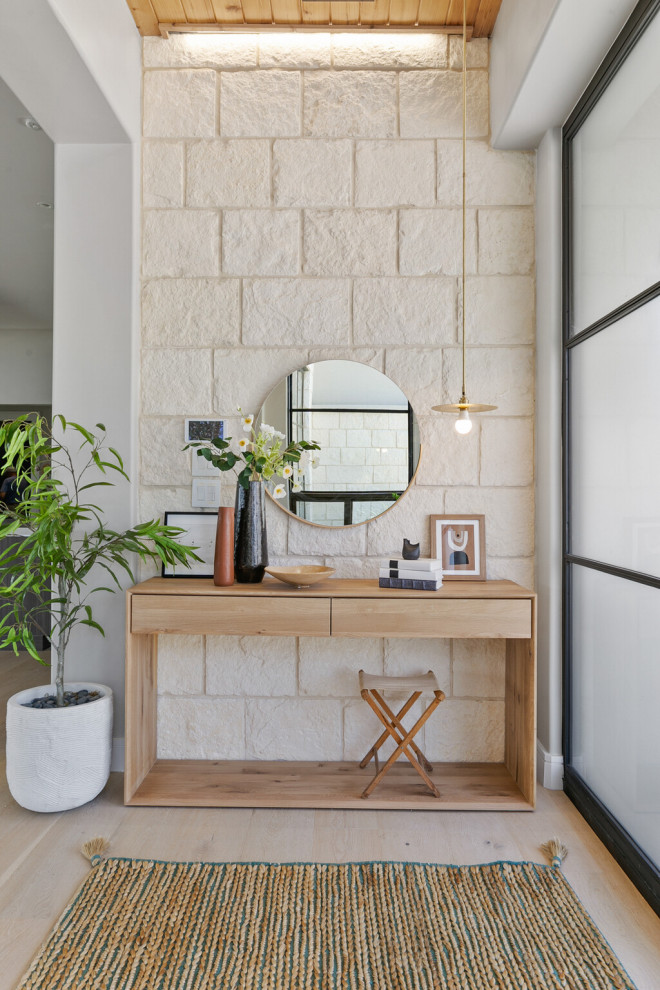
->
131, 595, 331, 637
331, 598, 532, 639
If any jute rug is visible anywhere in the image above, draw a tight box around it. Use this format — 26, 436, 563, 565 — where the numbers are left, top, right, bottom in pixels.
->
17, 852, 635, 990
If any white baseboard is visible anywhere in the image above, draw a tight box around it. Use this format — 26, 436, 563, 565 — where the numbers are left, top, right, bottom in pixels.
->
537, 740, 564, 790
111, 736, 125, 773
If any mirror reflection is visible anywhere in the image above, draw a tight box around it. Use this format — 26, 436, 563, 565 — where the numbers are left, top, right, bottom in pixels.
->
259, 360, 421, 527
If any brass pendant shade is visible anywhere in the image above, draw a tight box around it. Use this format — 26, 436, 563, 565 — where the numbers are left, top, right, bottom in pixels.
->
433, 0, 497, 428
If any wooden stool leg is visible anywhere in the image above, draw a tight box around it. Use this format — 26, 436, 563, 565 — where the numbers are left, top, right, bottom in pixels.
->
373, 693, 435, 772
359, 692, 420, 768
361, 691, 443, 798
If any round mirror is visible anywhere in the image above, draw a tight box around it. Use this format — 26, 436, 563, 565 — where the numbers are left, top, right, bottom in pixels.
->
258, 360, 421, 527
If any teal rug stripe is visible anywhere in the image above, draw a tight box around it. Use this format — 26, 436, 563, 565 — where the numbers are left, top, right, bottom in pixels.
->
16, 859, 637, 990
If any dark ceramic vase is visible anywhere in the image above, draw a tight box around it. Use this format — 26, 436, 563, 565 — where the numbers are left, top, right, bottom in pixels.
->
234, 480, 268, 583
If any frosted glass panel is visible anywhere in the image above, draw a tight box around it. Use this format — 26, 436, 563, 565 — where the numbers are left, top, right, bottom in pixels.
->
570, 299, 660, 576
570, 7, 660, 334
571, 566, 660, 870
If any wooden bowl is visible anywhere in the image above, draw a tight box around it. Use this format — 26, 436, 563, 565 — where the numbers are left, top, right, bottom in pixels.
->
264, 565, 335, 588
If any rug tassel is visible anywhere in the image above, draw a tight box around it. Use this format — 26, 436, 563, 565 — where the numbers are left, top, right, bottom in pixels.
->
81, 837, 110, 867
541, 837, 567, 869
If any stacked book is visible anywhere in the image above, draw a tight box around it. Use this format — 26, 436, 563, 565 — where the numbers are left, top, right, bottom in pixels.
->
379, 557, 443, 591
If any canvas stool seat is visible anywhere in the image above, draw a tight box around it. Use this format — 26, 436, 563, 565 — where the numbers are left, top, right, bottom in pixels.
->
358, 669, 445, 798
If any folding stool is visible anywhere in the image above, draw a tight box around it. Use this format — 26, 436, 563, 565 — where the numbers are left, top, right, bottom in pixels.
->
358, 669, 445, 799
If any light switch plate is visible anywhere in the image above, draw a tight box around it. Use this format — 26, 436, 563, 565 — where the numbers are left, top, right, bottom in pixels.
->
191, 454, 220, 478
191, 478, 221, 508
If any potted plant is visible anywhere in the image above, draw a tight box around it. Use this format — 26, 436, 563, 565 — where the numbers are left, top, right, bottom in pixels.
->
0, 414, 200, 812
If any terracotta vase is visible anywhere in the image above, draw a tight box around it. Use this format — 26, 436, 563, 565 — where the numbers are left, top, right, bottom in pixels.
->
234, 481, 268, 583
213, 507, 235, 586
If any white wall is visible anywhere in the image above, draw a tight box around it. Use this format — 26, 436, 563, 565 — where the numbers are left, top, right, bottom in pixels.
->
0, 330, 53, 406
0, 0, 141, 758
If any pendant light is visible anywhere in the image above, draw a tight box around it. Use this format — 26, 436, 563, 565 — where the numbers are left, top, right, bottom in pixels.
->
432, 0, 496, 434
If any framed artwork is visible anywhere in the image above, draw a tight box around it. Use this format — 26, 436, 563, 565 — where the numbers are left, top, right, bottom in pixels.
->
430, 514, 486, 581
162, 511, 217, 578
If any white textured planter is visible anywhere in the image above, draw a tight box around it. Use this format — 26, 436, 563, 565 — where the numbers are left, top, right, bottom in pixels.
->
6, 682, 113, 813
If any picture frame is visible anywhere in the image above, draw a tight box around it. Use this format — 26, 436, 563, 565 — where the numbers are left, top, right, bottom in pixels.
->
162, 511, 217, 578
429, 514, 486, 581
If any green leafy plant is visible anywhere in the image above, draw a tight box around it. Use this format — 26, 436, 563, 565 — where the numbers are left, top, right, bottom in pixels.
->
185, 411, 321, 498
0, 415, 201, 706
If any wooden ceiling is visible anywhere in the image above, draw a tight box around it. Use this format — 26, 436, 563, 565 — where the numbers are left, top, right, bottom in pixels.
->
126, 0, 502, 37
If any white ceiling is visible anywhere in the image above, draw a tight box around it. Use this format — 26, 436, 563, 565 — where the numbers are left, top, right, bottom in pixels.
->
0, 76, 54, 331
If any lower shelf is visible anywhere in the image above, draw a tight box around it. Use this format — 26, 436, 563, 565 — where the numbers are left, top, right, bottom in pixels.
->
126, 760, 535, 811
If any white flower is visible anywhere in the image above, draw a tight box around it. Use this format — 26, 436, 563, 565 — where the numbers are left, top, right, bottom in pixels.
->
281, 464, 293, 478
241, 414, 254, 432
233, 436, 249, 453
311, 453, 321, 469
273, 429, 285, 441
272, 484, 286, 499
298, 451, 310, 471
260, 422, 275, 436
292, 483, 302, 493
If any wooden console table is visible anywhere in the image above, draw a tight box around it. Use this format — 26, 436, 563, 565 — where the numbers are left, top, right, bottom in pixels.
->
125, 578, 536, 811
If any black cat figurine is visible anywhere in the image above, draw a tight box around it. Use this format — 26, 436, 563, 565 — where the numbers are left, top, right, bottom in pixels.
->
402, 539, 420, 560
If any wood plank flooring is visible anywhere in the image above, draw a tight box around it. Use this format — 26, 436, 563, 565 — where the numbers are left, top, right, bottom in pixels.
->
2, 652, 660, 990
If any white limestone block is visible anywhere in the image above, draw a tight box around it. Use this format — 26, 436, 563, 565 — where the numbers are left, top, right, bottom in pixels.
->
465, 276, 535, 346
466, 143, 535, 206
143, 210, 220, 277
246, 700, 342, 760
212, 347, 309, 414
452, 640, 505, 698
139, 418, 191, 486
187, 140, 270, 208
142, 142, 184, 207
299, 637, 383, 697
323, 556, 380, 579
144, 36, 257, 69
206, 636, 297, 697
307, 348, 383, 370
258, 34, 331, 69
221, 71, 301, 137
385, 348, 444, 415
400, 71, 488, 139
414, 414, 480, 487
265, 496, 289, 557
448, 37, 489, 70
346, 429, 370, 448
339, 413, 364, 429
222, 210, 299, 276
288, 519, 367, 556
478, 209, 535, 275
366, 485, 445, 556
142, 278, 240, 346
332, 34, 448, 70
436, 140, 462, 205
143, 70, 217, 138
304, 72, 397, 138
341, 447, 366, 466
354, 278, 455, 345
355, 141, 436, 207
158, 697, 245, 759
444, 487, 534, 558
138, 485, 192, 522
442, 347, 534, 417
399, 209, 477, 276
141, 348, 212, 416
424, 699, 504, 762
384, 638, 451, 689
487, 557, 535, 589
158, 635, 204, 695
273, 139, 352, 208
303, 210, 396, 277
242, 279, 351, 345
480, 418, 534, 487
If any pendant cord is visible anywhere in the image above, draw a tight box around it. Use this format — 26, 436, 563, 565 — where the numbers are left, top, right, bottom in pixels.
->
461, 0, 467, 401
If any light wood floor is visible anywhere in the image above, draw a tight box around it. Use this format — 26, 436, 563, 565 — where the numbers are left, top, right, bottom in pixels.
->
2, 654, 660, 990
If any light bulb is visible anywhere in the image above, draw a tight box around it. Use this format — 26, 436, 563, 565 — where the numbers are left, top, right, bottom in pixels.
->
454, 409, 472, 435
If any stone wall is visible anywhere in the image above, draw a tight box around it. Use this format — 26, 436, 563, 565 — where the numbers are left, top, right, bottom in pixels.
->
140, 32, 535, 763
